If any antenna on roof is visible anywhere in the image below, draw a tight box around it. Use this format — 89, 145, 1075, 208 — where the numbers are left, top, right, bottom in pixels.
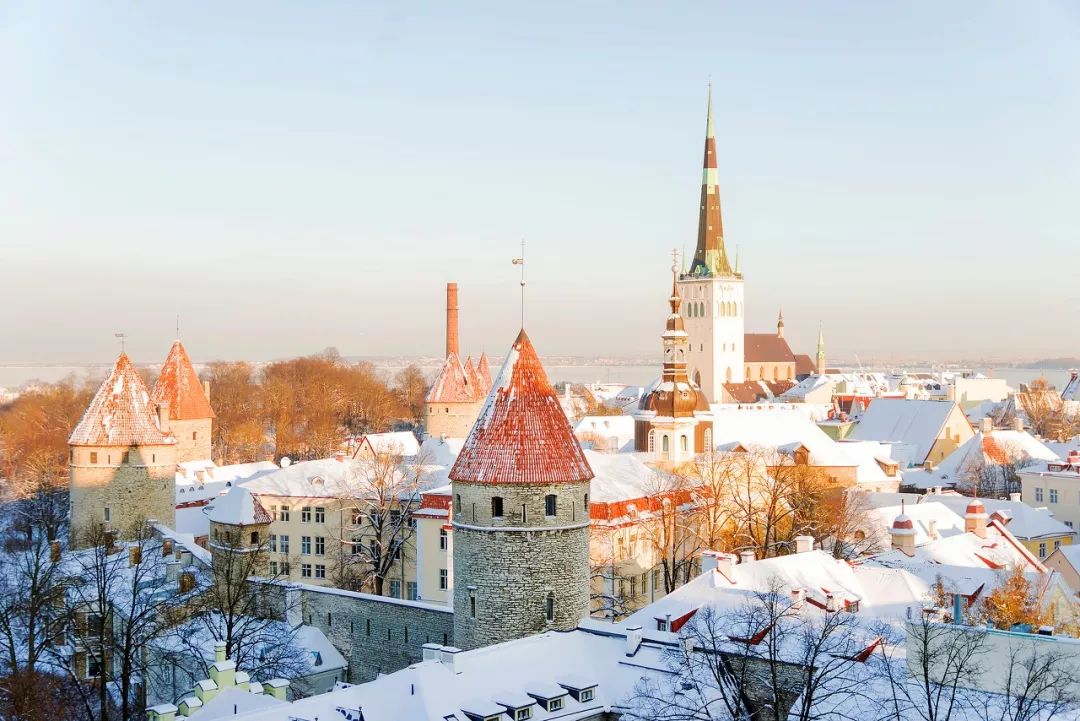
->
176, 315, 180, 339
114, 332, 127, 354
511, 239, 526, 328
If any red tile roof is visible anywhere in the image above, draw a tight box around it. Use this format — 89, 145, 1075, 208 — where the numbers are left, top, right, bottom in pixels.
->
723, 380, 795, 403
477, 352, 492, 389
450, 330, 593, 486
426, 353, 484, 403
743, 333, 796, 363
152, 340, 215, 421
69, 353, 176, 447
794, 354, 815, 376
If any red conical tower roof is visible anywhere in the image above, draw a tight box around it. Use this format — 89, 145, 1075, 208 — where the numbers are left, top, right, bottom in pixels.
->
69, 353, 176, 447
152, 340, 215, 420
477, 352, 492, 391
426, 353, 477, 403
450, 330, 593, 485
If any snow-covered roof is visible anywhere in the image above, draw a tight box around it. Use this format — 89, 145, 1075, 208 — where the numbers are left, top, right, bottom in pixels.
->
779, 374, 834, 401
574, 415, 635, 452
355, 431, 421, 458
1063, 372, 1080, 402
583, 450, 656, 503
902, 429, 1059, 489
206, 486, 273, 526
709, 405, 858, 468
864, 492, 1074, 543
220, 628, 668, 721
848, 399, 969, 464
450, 330, 593, 486
68, 353, 176, 447
239, 456, 449, 499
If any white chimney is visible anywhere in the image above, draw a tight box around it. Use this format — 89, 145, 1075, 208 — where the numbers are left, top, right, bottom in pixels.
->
700, 550, 720, 573
790, 588, 806, 609
439, 646, 462, 673
825, 593, 838, 612
1009, 492, 1021, 503
625, 625, 643, 657
928, 519, 939, 540
1013, 417, 1024, 433
794, 535, 814, 554
739, 550, 756, 564
422, 643, 441, 662
980, 417, 993, 434
714, 553, 736, 579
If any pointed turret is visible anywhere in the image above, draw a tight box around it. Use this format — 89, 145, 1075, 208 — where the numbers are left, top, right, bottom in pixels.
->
450, 330, 592, 485
153, 340, 215, 463
70, 353, 175, 447
153, 340, 215, 421
689, 84, 735, 278
476, 352, 492, 391
777, 309, 785, 339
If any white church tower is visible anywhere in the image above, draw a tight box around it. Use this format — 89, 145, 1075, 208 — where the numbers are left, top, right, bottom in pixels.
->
678, 86, 744, 402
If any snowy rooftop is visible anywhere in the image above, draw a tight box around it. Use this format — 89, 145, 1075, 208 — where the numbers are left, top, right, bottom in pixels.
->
206, 485, 273, 526
864, 492, 1074, 543
902, 429, 1059, 489
68, 353, 176, 447
239, 456, 450, 499
848, 398, 969, 464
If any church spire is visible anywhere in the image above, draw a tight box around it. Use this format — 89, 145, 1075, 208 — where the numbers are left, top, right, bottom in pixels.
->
777, 308, 785, 338
816, 324, 826, 375
689, 83, 734, 278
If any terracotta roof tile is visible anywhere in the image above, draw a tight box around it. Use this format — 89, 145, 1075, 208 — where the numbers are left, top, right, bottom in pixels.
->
794, 354, 815, 376
152, 340, 215, 420
69, 353, 176, 447
449, 330, 593, 485
477, 352, 492, 389
426, 353, 486, 403
723, 380, 796, 403
743, 333, 797, 363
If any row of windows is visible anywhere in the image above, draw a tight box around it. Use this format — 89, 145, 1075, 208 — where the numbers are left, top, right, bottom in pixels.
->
268, 505, 326, 523
685, 301, 740, 319
1035, 488, 1061, 504
1037, 540, 1063, 559
78, 451, 158, 465
269, 534, 326, 555
454, 493, 585, 522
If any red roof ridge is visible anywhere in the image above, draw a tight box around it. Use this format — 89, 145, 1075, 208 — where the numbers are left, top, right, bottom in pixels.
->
449, 329, 593, 485
152, 340, 215, 421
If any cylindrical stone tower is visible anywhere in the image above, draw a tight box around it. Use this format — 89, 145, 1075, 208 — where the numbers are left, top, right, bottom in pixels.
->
450, 329, 593, 650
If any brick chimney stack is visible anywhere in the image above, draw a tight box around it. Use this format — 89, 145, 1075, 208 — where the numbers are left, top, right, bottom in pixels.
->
446, 282, 460, 358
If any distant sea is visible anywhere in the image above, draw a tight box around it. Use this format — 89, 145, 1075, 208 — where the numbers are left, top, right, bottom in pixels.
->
0, 363, 1071, 395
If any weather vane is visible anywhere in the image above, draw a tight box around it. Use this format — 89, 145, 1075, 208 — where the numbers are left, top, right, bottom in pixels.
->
114, 332, 127, 353
511, 239, 526, 328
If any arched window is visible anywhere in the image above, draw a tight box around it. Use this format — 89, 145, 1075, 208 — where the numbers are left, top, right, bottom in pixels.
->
250, 531, 259, 545
773, 366, 779, 381
732, 302, 738, 316
545, 494, 557, 517
725, 367, 732, 383
491, 496, 504, 518
455, 494, 462, 513
787, 367, 793, 380
680, 435, 688, 452
662, 435, 670, 454
759, 365, 766, 380
545, 592, 555, 623
745, 366, 751, 378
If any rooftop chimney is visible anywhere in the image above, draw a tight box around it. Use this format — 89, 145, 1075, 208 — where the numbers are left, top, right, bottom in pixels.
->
214, 641, 226, 663
739, 550, 756, 564
794, 535, 814, 554
928, 518, 939, 540
980, 417, 993, 434
965, 498, 988, 539
625, 625, 643, 657
1013, 417, 1024, 433
700, 550, 720, 573
446, 282, 459, 358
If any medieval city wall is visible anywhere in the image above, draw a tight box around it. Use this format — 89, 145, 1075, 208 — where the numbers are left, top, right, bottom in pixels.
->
170, 418, 213, 463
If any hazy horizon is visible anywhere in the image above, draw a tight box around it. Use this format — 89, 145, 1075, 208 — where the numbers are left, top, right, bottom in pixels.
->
2, 3, 1077, 364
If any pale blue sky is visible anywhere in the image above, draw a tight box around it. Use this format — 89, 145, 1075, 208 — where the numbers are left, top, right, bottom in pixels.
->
2, 2, 1077, 364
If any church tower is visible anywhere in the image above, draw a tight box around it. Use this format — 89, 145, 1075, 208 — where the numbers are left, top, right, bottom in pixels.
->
152, 340, 215, 464
68, 353, 177, 547
450, 329, 592, 650
816, 325, 826, 375
678, 86, 744, 401
634, 257, 713, 465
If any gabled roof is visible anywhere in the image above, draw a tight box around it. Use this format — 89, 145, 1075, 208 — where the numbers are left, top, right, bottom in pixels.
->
743, 333, 796, 363
450, 330, 593, 485
903, 429, 1059, 489
794, 354, 815, 376
152, 340, 215, 420
69, 353, 176, 447
723, 379, 795, 403
849, 399, 969, 464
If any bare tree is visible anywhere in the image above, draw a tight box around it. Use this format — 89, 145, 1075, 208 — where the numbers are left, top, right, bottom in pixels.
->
329, 450, 428, 595
588, 529, 634, 621
62, 522, 178, 721
976, 640, 1079, 721
958, 444, 1032, 499
637, 470, 701, 595
0, 534, 66, 677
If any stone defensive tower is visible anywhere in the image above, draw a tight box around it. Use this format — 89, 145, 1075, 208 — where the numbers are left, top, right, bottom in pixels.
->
450, 329, 593, 650
152, 340, 215, 463
425, 283, 493, 439
68, 353, 177, 547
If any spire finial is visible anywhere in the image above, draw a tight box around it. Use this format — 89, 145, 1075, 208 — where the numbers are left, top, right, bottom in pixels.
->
511, 240, 526, 328
705, 79, 715, 139
175, 315, 180, 340
114, 332, 127, 354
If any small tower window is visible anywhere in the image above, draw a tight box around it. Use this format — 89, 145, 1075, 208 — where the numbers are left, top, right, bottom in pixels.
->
545, 592, 555, 623
192, 431, 197, 441
521, 504, 528, 524
104, 507, 111, 523
470, 592, 477, 618
545, 494, 556, 517
492, 496, 504, 518
680, 435, 688, 452
455, 494, 462, 513
250, 531, 259, 544
122, 451, 129, 464
89, 452, 98, 464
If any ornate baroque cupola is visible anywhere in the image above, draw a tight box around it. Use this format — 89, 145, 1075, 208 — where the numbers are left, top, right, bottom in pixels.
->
635, 258, 713, 464
688, 84, 736, 279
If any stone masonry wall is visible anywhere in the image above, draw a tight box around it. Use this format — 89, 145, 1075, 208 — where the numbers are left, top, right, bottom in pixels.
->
452, 481, 590, 651
170, 418, 213, 464
257, 581, 454, 684
69, 444, 176, 547
424, 400, 482, 440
